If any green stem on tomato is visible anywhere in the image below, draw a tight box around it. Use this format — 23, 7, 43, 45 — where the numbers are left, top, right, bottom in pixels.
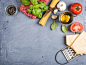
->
75, 6, 80, 11
75, 31, 78, 34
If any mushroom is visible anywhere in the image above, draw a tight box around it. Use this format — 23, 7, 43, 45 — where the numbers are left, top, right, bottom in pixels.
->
53, 8, 58, 14
57, 1, 66, 11
51, 15, 58, 19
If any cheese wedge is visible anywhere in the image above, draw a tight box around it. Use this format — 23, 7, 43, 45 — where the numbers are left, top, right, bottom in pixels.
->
66, 34, 79, 46
71, 31, 86, 55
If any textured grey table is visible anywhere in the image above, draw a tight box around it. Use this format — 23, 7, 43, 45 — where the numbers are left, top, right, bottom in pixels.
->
0, 0, 86, 65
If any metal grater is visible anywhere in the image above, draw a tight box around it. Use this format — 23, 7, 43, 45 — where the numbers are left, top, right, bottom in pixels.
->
61, 46, 80, 62
55, 46, 80, 65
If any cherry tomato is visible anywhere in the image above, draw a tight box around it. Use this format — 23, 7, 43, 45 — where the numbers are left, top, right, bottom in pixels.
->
70, 22, 83, 33
70, 3, 82, 15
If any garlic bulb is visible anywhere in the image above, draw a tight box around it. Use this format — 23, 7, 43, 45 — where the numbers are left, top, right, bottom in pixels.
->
53, 8, 58, 14
57, 1, 66, 11
51, 15, 58, 19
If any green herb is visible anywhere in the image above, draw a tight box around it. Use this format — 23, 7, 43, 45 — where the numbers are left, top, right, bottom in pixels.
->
38, 1, 43, 4
39, 3, 46, 9
20, 0, 48, 19
29, 5, 33, 10
37, 13, 42, 18
62, 25, 67, 34
29, 3, 46, 9
20, 0, 30, 6
32, 9, 41, 16
29, 5, 39, 9
42, 6, 49, 12
33, 5, 40, 9
51, 20, 57, 30
27, 9, 32, 13
30, 0, 38, 5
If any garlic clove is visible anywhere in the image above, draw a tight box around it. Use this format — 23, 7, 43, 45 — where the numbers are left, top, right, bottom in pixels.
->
51, 15, 58, 19
53, 8, 58, 14
57, 1, 66, 11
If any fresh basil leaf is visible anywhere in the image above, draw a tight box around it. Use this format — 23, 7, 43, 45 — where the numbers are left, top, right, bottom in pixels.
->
35, 9, 41, 16
27, 9, 32, 13
30, 0, 38, 5
37, 13, 42, 18
44, 6, 49, 10
62, 25, 67, 34
38, 1, 43, 4
42, 6, 49, 12
32, 9, 41, 16
39, 3, 46, 9
29, 5, 33, 9
33, 5, 40, 9
20, 0, 30, 6
32, 9, 36, 16
51, 21, 57, 30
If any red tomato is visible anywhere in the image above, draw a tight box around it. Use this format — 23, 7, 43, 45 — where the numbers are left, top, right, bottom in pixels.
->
70, 22, 83, 32
70, 3, 82, 15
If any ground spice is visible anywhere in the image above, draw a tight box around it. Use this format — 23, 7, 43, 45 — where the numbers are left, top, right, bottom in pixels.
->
8, 7, 16, 15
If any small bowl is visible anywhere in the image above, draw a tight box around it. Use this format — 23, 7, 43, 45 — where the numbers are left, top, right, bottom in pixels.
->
59, 11, 73, 24
5, 4, 17, 16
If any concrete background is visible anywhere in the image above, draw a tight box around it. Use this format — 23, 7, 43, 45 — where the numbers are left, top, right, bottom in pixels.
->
0, 0, 86, 65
